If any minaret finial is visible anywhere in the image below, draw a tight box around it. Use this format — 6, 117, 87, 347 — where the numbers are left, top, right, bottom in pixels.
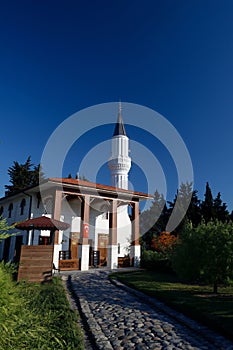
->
118, 100, 122, 117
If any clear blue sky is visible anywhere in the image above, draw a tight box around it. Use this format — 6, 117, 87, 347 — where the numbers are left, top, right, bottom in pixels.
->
1, 0, 233, 210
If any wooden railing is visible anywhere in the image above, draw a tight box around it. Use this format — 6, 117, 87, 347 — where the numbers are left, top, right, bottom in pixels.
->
58, 250, 79, 271
59, 250, 71, 260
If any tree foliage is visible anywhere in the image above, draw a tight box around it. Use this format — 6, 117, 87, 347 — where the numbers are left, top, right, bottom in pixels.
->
5, 156, 45, 196
142, 181, 230, 248
201, 182, 214, 223
0, 217, 16, 241
171, 221, 233, 293
140, 190, 168, 250
167, 182, 201, 232
151, 231, 177, 256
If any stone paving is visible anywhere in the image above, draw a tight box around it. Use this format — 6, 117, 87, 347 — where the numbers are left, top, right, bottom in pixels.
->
67, 269, 233, 350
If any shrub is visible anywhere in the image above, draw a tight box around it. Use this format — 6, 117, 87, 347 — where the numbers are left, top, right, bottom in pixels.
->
0, 262, 83, 350
171, 221, 233, 293
170, 224, 204, 282
141, 250, 172, 272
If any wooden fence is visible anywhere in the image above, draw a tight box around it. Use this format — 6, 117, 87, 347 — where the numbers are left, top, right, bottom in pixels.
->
17, 245, 53, 283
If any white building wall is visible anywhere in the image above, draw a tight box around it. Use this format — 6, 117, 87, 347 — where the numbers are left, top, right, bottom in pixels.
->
0, 194, 36, 261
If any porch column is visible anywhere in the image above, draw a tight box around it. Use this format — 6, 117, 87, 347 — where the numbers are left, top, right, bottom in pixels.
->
108, 200, 118, 269
53, 189, 62, 267
130, 201, 140, 267
80, 195, 90, 271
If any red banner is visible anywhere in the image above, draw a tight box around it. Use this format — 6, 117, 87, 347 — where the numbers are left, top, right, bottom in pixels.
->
83, 223, 89, 238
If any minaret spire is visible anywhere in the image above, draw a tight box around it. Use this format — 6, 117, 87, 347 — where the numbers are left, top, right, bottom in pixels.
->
113, 101, 126, 136
108, 103, 131, 189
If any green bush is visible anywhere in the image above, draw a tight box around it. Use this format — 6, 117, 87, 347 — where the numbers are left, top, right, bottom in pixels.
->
170, 226, 204, 282
171, 221, 233, 293
0, 262, 83, 350
141, 250, 172, 272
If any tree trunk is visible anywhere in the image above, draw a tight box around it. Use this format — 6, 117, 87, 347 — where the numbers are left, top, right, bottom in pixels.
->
213, 281, 218, 294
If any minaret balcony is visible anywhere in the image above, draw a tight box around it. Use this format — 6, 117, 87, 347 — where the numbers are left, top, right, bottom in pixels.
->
108, 157, 131, 172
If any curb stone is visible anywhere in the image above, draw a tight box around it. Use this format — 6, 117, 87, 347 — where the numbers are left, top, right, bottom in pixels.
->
63, 275, 97, 350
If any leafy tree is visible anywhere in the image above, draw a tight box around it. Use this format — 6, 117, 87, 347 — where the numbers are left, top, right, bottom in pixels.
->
171, 222, 204, 282
171, 221, 233, 293
199, 221, 233, 293
151, 231, 177, 257
5, 156, 45, 196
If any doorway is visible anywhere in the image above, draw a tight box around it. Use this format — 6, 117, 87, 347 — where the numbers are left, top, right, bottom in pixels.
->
98, 233, 108, 266
13, 236, 23, 263
3, 236, 11, 262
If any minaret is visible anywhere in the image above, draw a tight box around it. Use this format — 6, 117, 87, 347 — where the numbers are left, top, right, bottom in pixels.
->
108, 103, 131, 189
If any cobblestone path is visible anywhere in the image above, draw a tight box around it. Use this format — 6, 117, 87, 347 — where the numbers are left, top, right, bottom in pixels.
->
69, 270, 233, 350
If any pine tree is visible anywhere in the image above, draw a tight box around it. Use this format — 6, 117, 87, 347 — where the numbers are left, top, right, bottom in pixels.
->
140, 190, 167, 250
5, 156, 45, 196
201, 182, 214, 223
213, 192, 229, 222
200, 183, 229, 223
186, 190, 202, 227
167, 182, 198, 232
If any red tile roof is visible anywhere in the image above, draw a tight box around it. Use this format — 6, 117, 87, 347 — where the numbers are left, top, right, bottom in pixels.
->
16, 216, 70, 231
48, 178, 152, 199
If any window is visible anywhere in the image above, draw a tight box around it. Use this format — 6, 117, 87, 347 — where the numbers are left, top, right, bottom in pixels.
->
36, 192, 41, 208
0, 206, 3, 217
8, 203, 13, 218
44, 197, 53, 214
118, 243, 121, 254
20, 198, 26, 215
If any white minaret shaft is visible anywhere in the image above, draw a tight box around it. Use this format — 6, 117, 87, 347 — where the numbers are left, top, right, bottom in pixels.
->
108, 103, 131, 189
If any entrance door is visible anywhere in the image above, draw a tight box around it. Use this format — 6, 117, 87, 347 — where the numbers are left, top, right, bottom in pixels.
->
39, 236, 51, 245
98, 233, 108, 266
69, 232, 79, 259
88, 239, 93, 266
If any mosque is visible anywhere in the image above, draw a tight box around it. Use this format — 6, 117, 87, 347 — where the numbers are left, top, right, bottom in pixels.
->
0, 105, 151, 274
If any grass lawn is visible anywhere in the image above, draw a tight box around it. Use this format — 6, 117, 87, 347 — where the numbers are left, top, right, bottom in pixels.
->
0, 262, 84, 350
110, 270, 233, 340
